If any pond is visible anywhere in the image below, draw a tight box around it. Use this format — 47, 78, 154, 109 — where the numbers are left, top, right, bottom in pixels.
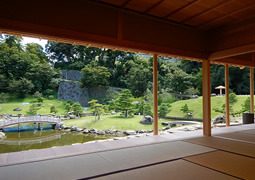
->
0, 126, 119, 154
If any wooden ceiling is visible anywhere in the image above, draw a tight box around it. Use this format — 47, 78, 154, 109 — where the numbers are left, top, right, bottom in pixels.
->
97, 0, 255, 31
1, 0, 255, 67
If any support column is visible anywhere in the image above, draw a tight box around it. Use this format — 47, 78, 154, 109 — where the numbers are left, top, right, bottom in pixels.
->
225, 64, 230, 126
250, 67, 254, 113
18, 123, 20, 132
202, 60, 211, 136
153, 54, 158, 135
38, 123, 41, 130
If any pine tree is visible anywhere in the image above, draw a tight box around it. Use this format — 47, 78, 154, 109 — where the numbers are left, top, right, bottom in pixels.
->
115, 89, 134, 117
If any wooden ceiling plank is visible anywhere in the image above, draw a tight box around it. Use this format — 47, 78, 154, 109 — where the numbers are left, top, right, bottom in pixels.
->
163, 0, 201, 19
197, 3, 255, 28
181, 0, 232, 23
121, 0, 132, 8
143, 0, 165, 14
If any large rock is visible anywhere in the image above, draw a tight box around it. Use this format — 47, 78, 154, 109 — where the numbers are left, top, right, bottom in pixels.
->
70, 126, 78, 131
69, 115, 77, 119
213, 115, 226, 124
89, 129, 98, 134
83, 129, 89, 134
76, 128, 82, 132
125, 130, 136, 135
97, 131, 105, 135
13, 107, 22, 111
0, 132, 5, 138
162, 122, 170, 126
140, 116, 153, 125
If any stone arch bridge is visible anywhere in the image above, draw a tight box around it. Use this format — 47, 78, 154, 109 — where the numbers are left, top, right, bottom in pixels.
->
0, 116, 61, 130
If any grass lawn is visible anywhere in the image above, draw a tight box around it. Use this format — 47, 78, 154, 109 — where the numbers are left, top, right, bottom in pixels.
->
167, 95, 250, 119
63, 114, 165, 131
0, 96, 91, 116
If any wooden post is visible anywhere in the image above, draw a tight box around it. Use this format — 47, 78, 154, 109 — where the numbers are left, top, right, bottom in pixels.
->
202, 60, 211, 136
153, 54, 158, 135
225, 64, 230, 126
250, 67, 254, 113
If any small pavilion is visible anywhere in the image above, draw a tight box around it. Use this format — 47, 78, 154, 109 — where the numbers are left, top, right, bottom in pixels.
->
215, 85, 225, 96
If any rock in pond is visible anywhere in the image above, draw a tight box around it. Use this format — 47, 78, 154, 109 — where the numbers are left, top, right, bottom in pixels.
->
97, 131, 105, 135
76, 128, 82, 132
89, 129, 97, 134
83, 129, 89, 134
125, 130, 136, 135
70, 126, 78, 131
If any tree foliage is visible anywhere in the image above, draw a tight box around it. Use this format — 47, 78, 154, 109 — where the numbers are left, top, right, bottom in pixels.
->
88, 99, 104, 120
180, 104, 190, 114
0, 35, 58, 96
71, 102, 83, 117
159, 103, 170, 117
115, 89, 134, 117
80, 64, 111, 88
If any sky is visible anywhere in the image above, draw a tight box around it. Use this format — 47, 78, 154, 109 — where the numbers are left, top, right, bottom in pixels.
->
22, 36, 48, 50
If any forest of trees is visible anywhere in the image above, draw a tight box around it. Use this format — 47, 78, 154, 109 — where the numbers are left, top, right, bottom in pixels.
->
0, 35, 253, 101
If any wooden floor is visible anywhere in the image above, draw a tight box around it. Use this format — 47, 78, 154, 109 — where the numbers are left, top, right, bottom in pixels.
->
1, 124, 255, 180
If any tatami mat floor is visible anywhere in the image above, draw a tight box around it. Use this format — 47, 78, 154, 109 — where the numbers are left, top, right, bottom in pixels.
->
1, 124, 255, 179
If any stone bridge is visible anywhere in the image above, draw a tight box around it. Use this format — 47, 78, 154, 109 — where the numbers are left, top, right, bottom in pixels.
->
0, 116, 61, 129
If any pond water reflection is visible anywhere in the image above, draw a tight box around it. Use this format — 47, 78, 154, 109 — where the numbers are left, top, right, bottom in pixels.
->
0, 129, 117, 154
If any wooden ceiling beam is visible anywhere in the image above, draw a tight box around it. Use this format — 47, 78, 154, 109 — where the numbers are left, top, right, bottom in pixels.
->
163, 0, 201, 19
181, 0, 232, 23
209, 43, 255, 61
121, 0, 132, 8
143, 0, 165, 14
197, 3, 255, 28
213, 57, 255, 68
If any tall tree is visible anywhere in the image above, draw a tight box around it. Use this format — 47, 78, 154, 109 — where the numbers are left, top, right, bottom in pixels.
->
115, 89, 134, 118
80, 64, 111, 88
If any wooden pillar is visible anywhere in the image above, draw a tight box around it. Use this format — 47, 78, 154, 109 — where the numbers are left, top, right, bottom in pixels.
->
225, 64, 230, 126
202, 60, 211, 136
250, 67, 254, 113
153, 54, 158, 135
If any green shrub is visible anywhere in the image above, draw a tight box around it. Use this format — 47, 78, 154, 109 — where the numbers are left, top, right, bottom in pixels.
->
43, 89, 55, 96
67, 100, 74, 105
37, 97, 44, 103
48, 95, 55, 100
159, 103, 170, 117
50, 105, 58, 114
229, 93, 237, 103
0, 93, 9, 103
181, 104, 190, 113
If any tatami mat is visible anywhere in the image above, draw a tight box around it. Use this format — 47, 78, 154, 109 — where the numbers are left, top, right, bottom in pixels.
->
97, 141, 215, 170
216, 132, 255, 144
236, 129, 255, 135
185, 150, 255, 180
185, 136, 255, 157
0, 141, 214, 180
0, 153, 117, 180
93, 159, 238, 180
